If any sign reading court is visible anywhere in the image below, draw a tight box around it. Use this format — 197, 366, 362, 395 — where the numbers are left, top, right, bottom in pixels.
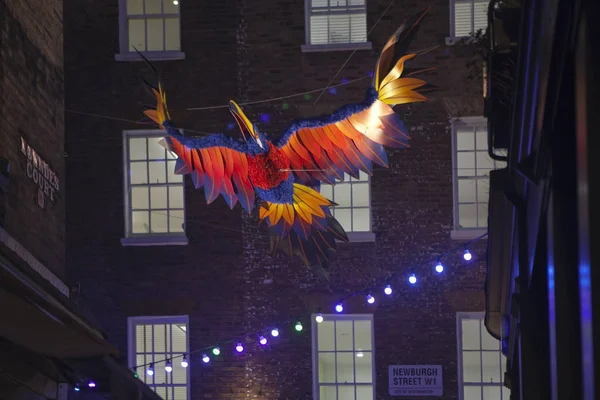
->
20, 137, 60, 209
388, 365, 443, 396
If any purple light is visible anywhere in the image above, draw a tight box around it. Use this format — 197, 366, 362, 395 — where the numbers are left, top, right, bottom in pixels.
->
88, 381, 96, 388
435, 261, 444, 273
366, 294, 375, 304
328, 87, 337, 95
341, 78, 349, 84
259, 113, 270, 123
367, 70, 374, 77
235, 343, 244, 353
335, 303, 344, 313
226, 122, 236, 130
259, 335, 268, 345
384, 284, 392, 295
463, 249, 472, 261
409, 273, 417, 285
271, 328, 279, 337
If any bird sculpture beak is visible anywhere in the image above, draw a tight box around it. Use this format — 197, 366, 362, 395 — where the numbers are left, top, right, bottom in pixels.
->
229, 100, 262, 147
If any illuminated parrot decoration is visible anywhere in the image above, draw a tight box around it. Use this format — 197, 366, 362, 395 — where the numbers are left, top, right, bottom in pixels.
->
138, 8, 435, 275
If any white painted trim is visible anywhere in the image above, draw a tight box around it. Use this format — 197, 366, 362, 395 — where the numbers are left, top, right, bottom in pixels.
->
122, 130, 188, 246
346, 232, 375, 243
301, 42, 372, 53
115, 51, 186, 62
127, 315, 190, 400
311, 313, 375, 400
0, 227, 69, 297
451, 229, 487, 240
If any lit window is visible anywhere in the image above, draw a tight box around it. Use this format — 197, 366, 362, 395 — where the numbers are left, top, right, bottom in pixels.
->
122, 131, 186, 242
320, 171, 371, 234
452, 117, 506, 238
128, 316, 189, 400
457, 313, 510, 400
312, 314, 375, 400
451, 0, 488, 37
118, 0, 182, 58
305, 0, 368, 46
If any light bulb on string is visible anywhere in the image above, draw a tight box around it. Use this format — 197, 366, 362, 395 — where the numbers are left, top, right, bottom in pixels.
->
259, 335, 268, 345
74, 384, 80, 392
181, 355, 189, 368
294, 320, 303, 332
271, 328, 280, 337
366, 294, 375, 304
202, 354, 210, 363
132, 368, 138, 378
335, 303, 344, 313
408, 273, 417, 285
235, 343, 244, 353
165, 359, 172, 373
88, 381, 96, 388
173, 0, 179, 5
315, 312, 324, 323
384, 284, 392, 295
435, 260, 444, 273
463, 249, 472, 261
147, 364, 154, 376
212, 346, 221, 356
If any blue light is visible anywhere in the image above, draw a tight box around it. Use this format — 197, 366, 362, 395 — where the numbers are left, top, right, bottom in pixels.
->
408, 273, 417, 285
328, 87, 337, 95
259, 113, 270, 123
335, 303, 344, 313
463, 250, 472, 261
384, 284, 392, 295
366, 294, 375, 304
435, 261, 444, 273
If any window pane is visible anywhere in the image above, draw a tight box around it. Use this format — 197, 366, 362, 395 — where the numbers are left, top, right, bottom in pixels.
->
320, 184, 333, 200
459, 204, 477, 228
455, 1, 474, 36
319, 385, 336, 400
167, 160, 182, 183
463, 351, 482, 382
464, 385, 482, 400
136, 325, 145, 351
132, 211, 150, 233
310, 15, 329, 45
483, 386, 502, 399
457, 152, 476, 176
338, 385, 355, 400
150, 186, 168, 209
127, 0, 144, 14
165, 17, 181, 51
457, 129, 475, 150
169, 186, 184, 209
148, 137, 166, 159
356, 385, 373, 400
318, 352, 336, 383
474, 0, 489, 32
318, 321, 335, 351
336, 321, 353, 350
482, 351, 501, 383
476, 178, 490, 204
144, 0, 161, 14
151, 211, 169, 233
476, 151, 494, 176
336, 352, 354, 383
502, 386, 511, 399
149, 160, 167, 183
477, 203, 488, 227
130, 161, 148, 184
475, 130, 488, 150
153, 324, 166, 352
173, 386, 187, 400
153, 355, 166, 383
462, 319, 481, 350
333, 208, 352, 232
352, 183, 369, 206
481, 323, 500, 350
128, 19, 146, 51
132, 187, 149, 210
154, 387, 166, 399
136, 354, 146, 383
169, 210, 185, 233
354, 320, 372, 351
312, 0, 328, 7
355, 351, 372, 383
458, 178, 477, 203
350, 13, 367, 42
172, 360, 186, 384
147, 18, 164, 51
329, 14, 351, 43
163, 0, 179, 13
352, 208, 370, 232
172, 324, 187, 352
130, 138, 147, 160
334, 183, 351, 206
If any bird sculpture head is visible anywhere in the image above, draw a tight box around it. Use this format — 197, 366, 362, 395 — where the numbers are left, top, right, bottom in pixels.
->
229, 100, 268, 154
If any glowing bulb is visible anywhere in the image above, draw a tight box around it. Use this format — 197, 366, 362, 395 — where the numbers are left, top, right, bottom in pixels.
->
212, 346, 221, 356
315, 313, 324, 323
463, 249, 472, 261
366, 294, 375, 304
335, 303, 343, 313
409, 273, 417, 285
294, 321, 303, 332
146, 364, 154, 376
356, 352, 364, 358
74, 384, 80, 392
435, 261, 444, 273
202, 354, 210, 363
181, 355, 188, 368
165, 360, 172, 373
384, 284, 392, 295
88, 381, 96, 388
235, 343, 244, 353
259, 335, 268, 345
271, 328, 279, 337
173, 0, 179, 4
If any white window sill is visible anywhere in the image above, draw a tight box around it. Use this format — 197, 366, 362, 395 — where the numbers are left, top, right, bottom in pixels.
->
301, 42, 372, 53
451, 229, 487, 240
346, 232, 376, 243
445, 36, 477, 46
121, 235, 189, 247
115, 51, 186, 62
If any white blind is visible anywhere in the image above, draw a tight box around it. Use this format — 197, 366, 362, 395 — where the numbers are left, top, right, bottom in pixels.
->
309, 0, 367, 45
454, 0, 489, 37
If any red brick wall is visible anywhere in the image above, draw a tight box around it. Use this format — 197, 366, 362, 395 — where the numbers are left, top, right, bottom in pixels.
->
64, 0, 487, 399
0, 0, 65, 279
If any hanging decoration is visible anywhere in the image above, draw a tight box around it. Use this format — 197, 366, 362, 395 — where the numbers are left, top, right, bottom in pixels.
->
126, 233, 485, 375
137, 8, 436, 273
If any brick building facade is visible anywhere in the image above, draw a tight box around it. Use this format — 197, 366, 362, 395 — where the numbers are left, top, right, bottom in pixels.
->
64, 1, 503, 399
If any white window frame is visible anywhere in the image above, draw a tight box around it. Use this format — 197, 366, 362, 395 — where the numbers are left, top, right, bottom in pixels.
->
451, 117, 505, 240
127, 315, 190, 400
311, 313, 376, 400
320, 173, 375, 243
121, 130, 189, 247
116, 0, 186, 62
446, 0, 489, 45
302, 0, 373, 53
456, 312, 508, 400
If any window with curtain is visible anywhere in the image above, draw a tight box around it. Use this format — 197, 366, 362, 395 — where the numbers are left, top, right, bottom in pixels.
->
451, 0, 489, 37
319, 172, 372, 234
305, 0, 368, 46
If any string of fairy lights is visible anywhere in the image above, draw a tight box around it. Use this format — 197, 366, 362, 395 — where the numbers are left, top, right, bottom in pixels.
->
118, 232, 486, 380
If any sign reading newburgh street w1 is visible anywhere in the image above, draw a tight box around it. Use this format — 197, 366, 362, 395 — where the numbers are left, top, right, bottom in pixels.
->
389, 365, 443, 396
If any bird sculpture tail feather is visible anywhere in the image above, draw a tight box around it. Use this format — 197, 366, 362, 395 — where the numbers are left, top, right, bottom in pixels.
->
259, 183, 349, 274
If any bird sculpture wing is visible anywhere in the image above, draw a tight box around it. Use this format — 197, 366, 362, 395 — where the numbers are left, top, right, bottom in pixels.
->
141, 78, 256, 212
273, 8, 436, 186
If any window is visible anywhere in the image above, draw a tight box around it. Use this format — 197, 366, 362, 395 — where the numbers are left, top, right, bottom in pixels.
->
451, 117, 506, 239
128, 316, 190, 400
302, 0, 372, 52
457, 312, 510, 400
117, 0, 185, 61
122, 131, 188, 246
451, 0, 488, 37
312, 314, 375, 400
320, 172, 374, 242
